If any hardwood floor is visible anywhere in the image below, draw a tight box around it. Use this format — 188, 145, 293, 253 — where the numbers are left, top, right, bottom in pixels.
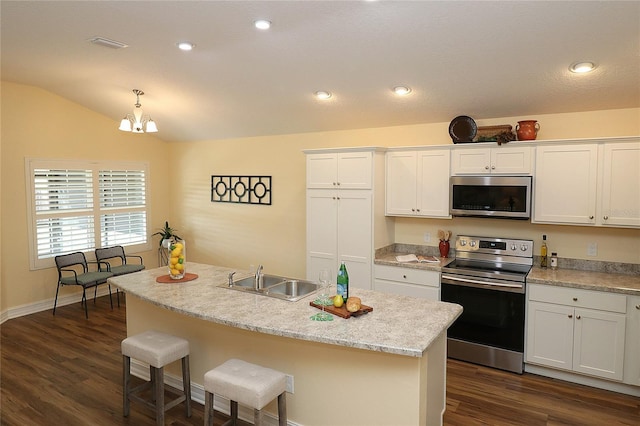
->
1, 295, 638, 425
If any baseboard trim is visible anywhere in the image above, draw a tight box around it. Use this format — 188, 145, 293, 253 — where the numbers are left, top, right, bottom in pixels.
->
130, 360, 299, 426
525, 363, 640, 397
0, 286, 116, 324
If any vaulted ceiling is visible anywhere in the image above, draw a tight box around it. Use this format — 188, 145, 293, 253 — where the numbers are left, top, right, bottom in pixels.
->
2, 1, 639, 142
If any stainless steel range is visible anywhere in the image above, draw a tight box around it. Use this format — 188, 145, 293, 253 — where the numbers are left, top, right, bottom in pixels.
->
441, 235, 534, 374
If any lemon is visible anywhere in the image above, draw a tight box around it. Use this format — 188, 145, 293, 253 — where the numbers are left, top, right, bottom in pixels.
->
170, 268, 180, 276
333, 295, 344, 308
170, 257, 179, 265
175, 263, 184, 271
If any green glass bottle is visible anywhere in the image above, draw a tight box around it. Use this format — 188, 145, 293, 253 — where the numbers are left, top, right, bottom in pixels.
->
337, 261, 349, 302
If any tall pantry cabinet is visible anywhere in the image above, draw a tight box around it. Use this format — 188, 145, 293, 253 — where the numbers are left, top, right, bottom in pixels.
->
305, 148, 390, 290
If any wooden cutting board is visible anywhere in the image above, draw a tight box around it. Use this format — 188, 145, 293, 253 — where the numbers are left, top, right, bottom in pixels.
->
309, 300, 373, 319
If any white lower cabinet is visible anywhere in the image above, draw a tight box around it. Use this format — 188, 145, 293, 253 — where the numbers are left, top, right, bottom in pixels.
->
374, 264, 440, 301
526, 284, 627, 381
624, 296, 640, 386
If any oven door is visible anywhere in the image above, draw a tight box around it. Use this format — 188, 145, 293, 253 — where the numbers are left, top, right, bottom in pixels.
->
441, 274, 525, 353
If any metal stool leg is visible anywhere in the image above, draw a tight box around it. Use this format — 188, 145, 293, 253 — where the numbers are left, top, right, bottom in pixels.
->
277, 391, 287, 426
182, 355, 192, 417
123, 355, 131, 416
154, 366, 164, 426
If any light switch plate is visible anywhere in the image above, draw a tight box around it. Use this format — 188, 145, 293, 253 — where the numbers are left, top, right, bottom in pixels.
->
423, 232, 431, 243
587, 242, 598, 257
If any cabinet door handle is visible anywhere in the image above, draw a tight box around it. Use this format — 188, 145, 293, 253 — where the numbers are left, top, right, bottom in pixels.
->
403, 275, 407, 279
411, 208, 415, 212
635, 305, 640, 310
336, 182, 341, 186
491, 165, 496, 170
589, 215, 594, 220
485, 165, 490, 170
416, 209, 420, 212
336, 196, 341, 200
576, 315, 581, 320
568, 314, 573, 318
603, 216, 608, 220
333, 182, 337, 186
573, 297, 578, 301
332, 197, 337, 200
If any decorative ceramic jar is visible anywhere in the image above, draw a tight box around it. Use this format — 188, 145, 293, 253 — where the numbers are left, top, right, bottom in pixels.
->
168, 239, 186, 279
515, 120, 540, 141
439, 240, 450, 258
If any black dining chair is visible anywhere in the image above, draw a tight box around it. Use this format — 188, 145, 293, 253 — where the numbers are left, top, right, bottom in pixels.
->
95, 246, 145, 306
54, 252, 114, 319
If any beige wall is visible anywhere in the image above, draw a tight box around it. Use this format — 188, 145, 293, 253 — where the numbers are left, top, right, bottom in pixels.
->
0, 82, 170, 313
2, 81, 639, 315
171, 108, 640, 275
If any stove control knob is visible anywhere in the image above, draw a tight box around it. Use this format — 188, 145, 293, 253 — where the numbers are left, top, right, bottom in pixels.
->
511, 244, 517, 251
470, 240, 477, 247
521, 244, 528, 251
460, 240, 467, 246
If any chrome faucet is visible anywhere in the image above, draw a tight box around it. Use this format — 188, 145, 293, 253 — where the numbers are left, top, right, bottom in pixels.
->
228, 271, 236, 287
254, 264, 264, 290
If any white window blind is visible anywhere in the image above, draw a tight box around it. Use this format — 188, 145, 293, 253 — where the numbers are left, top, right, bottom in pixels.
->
26, 159, 151, 270
99, 170, 147, 247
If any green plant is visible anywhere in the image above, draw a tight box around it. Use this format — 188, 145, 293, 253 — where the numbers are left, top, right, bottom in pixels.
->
152, 221, 182, 247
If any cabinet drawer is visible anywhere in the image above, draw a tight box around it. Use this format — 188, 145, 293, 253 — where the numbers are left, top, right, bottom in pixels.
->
528, 284, 626, 313
375, 279, 439, 301
374, 264, 440, 288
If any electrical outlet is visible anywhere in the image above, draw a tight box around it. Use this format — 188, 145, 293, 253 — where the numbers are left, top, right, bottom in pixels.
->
285, 374, 294, 394
423, 232, 431, 243
587, 242, 598, 257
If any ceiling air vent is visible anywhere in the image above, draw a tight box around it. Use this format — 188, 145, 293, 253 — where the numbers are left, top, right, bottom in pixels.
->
88, 36, 129, 49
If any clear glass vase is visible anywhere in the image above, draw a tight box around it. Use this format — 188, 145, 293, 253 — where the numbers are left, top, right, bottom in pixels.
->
168, 239, 186, 279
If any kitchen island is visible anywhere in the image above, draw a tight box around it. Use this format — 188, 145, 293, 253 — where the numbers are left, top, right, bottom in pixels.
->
109, 263, 462, 426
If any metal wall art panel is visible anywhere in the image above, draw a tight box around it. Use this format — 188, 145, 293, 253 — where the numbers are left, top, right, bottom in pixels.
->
211, 175, 272, 205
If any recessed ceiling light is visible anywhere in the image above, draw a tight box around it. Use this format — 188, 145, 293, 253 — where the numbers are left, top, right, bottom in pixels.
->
569, 61, 596, 73
315, 91, 332, 100
393, 86, 412, 95
177, 42, 195, 51
254, 20, 271, 30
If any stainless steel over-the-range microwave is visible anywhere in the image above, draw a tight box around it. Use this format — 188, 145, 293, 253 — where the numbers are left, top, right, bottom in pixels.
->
449, 175, 532, 219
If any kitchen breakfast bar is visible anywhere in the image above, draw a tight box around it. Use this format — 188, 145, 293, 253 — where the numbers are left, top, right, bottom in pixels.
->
109, 263, 462, 426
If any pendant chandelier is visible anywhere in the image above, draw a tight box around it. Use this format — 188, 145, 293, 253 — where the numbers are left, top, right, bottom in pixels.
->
118, 89, 158, 133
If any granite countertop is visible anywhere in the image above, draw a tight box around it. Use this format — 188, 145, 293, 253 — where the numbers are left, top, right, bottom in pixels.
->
527, 267, 640, 296
108, 263, 462, 358
374, 243, 455, 271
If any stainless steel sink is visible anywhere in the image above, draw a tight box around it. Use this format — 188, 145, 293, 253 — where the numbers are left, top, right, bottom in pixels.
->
264, 280, 321, 301
231, 274, 284, 289
221, 273, 321, 302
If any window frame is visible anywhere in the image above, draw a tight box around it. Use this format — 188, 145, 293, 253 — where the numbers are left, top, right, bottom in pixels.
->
25, 158, 152, 270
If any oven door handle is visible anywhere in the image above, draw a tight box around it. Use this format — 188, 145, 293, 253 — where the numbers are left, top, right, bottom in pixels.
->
441, 274, 524, 293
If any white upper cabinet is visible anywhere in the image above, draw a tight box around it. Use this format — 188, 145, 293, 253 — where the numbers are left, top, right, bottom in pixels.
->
451, 145, 533, 175
533, 144, 598, 224
599, 143, 640, 227
307, 151, 373, 189
386, 149, 451, 218
533, 139, 640, 228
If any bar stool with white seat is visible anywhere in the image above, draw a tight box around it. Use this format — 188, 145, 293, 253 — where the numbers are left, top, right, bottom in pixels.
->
204, 358, 287, 426
122, 330, 192, 425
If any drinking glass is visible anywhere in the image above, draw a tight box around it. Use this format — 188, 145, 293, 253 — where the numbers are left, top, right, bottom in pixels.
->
311, 268, 333, 321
